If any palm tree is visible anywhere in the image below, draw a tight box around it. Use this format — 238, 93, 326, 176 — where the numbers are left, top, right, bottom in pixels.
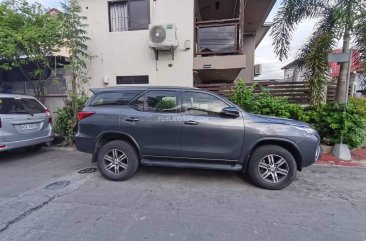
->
270, 0, 366, 106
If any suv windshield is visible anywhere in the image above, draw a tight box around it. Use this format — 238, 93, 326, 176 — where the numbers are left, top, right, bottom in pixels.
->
0, 98, 45, 115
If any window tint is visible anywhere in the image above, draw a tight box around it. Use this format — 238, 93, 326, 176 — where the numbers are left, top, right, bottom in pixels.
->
131, 91, 178, 113
0, 98, 45, 114
109, 0, 150, 32
90, 91, 141, 106
183, 92, 228, 116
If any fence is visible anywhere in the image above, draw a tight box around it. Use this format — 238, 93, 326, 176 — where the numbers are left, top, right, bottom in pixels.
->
0, 69, 67, 97
195, 82, 338, 104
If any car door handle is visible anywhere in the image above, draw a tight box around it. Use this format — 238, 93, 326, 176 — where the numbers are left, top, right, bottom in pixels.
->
125, 117, 140, 122
184, 120, 199, 126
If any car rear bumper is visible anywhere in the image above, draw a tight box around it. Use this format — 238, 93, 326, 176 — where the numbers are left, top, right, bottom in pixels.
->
0, 135, 54, 152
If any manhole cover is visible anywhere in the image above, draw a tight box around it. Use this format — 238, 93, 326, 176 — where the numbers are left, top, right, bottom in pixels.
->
77, 167, 97, 174
45, 180, 70, 190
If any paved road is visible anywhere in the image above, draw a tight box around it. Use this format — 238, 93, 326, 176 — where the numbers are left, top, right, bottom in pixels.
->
0, 148, 365, 241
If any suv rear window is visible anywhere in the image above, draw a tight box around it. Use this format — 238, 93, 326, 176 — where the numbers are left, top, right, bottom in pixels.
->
0, 98, 45, 115
90, 91, 142, 106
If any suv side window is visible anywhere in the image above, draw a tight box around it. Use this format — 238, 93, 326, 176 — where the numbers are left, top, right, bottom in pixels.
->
182, 91, 228, 116
90, 91, 141, 106
131, 91, 178, 113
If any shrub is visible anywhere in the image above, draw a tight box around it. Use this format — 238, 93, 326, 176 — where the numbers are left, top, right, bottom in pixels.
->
308, 98, 366, 148
54, 93, 88, 145
230, 81, 366, 148
230, 80, 309, 121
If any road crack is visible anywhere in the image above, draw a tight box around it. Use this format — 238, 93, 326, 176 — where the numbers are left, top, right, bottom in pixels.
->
0, 195, 55, 233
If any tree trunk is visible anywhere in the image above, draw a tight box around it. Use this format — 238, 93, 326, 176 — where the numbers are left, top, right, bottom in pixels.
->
335, 0, 353, 104
335, 33, 351, 104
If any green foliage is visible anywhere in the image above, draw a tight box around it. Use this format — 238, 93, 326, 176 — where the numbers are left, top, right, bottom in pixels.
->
60, 0, 93, 93
0, 0, 63, 100
155, 99, 176, 111
308, 98, 366, 148
59, 0, 93, 131
54, 93, 88, 144
230, 80, 309, 121
271, 0, 366, 104
300, 33, 336, 106
230, 81, 366, 148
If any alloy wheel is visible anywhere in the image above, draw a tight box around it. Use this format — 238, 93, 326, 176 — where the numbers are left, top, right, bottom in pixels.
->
258, 154, 289, 183
103, 149, 128, 175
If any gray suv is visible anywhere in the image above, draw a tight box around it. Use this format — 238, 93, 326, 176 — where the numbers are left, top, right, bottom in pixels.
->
0, 94, 54, 152
75, 87, 321, 190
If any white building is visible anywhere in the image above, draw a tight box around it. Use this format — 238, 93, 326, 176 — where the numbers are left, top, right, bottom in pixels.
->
77, 0, 277, 89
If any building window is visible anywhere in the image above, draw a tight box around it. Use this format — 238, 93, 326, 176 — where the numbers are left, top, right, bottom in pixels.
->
116, 75, 149, 84
109, 0, 150, 32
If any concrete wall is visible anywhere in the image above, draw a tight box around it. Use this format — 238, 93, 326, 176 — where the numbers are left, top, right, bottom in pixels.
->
44, 96, 67, 116
236, 34, 256, 83
78, 0, 194, 90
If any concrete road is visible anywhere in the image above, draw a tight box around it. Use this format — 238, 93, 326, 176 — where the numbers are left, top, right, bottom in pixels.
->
0, 148, 365, 241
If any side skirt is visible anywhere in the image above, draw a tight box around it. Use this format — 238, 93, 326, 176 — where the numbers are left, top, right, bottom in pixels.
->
141, 158, 243, 171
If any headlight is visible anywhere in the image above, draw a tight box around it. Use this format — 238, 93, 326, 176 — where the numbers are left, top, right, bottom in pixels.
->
295, 126, 317, 135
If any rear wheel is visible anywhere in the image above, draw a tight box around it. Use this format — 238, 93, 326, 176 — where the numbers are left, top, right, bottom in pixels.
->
247, 145, 297, 190
26, 144, 42, 152
97, 140, 139, 181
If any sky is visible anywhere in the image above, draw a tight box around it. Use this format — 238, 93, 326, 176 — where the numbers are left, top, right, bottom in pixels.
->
255, 1, 317, 80
29, 0, 317, 80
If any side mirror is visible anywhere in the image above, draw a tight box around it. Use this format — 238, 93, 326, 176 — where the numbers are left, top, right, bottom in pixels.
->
220, 107, 240, 118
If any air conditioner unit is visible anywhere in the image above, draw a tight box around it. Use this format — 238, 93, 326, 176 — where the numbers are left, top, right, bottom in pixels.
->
254, 64, 262, 76
149, 23, 179, 51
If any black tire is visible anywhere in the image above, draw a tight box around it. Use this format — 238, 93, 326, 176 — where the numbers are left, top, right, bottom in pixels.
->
26, 144, 42, 152
97, 140, 139, 181
247, 145, 297, 190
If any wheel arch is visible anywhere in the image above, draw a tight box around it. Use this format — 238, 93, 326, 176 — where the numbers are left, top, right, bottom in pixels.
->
92, 131, 141, 162
242, 138, 304, 172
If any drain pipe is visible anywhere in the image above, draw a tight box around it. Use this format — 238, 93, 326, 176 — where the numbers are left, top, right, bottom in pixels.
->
153, 0, 157, 24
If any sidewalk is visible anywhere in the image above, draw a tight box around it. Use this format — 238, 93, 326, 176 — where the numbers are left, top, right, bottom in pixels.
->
316, 147, 366, 167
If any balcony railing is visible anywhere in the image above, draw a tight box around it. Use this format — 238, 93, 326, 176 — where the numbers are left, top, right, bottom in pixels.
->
195, 19, 241, 56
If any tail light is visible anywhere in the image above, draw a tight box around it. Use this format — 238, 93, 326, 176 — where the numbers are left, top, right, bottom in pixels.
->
44, 108, 52, 123
77, 111, 95, 121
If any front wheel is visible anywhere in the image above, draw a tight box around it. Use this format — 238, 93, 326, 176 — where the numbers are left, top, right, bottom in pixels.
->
97, 140, 139, 181
247, 145, 297, 190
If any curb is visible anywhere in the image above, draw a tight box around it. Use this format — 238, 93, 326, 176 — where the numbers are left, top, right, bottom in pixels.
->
316, 153, 366, 167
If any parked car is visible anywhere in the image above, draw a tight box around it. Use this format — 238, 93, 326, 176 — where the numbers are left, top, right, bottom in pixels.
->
75, 87, 321, 190
0, 94, 54, 152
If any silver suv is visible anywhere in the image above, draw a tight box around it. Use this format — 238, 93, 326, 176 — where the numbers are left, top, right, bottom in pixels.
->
0, 94, 54, 152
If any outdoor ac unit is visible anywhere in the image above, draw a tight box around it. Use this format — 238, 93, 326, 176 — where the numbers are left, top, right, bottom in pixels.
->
149, 23, 179, 51
254, 64, 262, 76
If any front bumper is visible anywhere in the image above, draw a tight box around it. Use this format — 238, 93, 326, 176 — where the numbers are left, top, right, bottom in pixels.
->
0, 135, 54, 152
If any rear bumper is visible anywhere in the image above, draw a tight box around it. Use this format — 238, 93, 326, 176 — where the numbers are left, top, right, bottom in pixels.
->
0, 135, 54, 152
74, 135, 95, 154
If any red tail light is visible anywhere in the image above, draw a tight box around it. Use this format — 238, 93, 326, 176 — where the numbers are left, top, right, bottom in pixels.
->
77, 111, 95, 121
44, 108, 52, 123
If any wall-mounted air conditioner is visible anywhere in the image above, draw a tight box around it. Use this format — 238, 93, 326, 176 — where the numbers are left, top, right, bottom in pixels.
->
254, 64, 262, 76
149, 23, 179, 51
